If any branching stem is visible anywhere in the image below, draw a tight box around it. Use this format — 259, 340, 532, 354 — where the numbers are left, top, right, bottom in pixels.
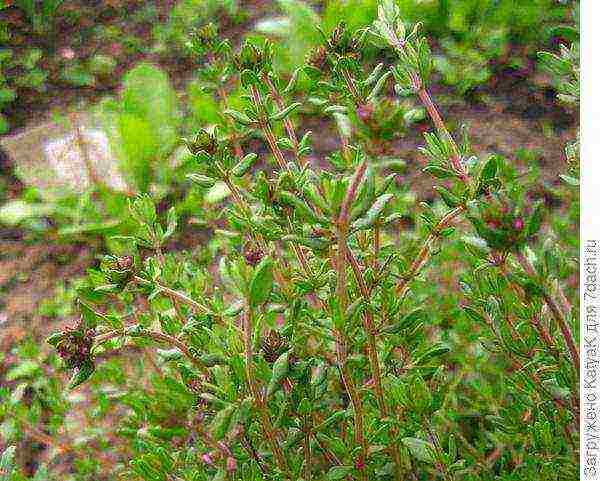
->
514, 251, 580, 376
242, 308, 291, 477
395, 206, 464, 298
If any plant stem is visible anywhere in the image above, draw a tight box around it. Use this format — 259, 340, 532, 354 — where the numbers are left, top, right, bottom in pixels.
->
335, 224, 368, 480
303, 414, 312, 481
424, 418, 453, 481
339, 160, 368, 226
415, 87, 465, 178
94, 328, 207, 374
250, 83, 326, 307
241, 433, 267, 475
333, 169, 375, 477
345, 246, 385, 405
217, 85, 244, 159
222, 174, 246, 210
395, 206, 464, 298
241, 308, 291, 477
345, 246, 403, 480
481, 311, 578, 421
514, 251, 580, 376
250, 84, 288, 172
262, 74, 304, 165
133, 275, 211, 314
340, 66, 362, 105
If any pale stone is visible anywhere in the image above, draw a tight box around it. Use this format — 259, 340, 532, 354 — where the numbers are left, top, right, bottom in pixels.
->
1, 113, 129, 199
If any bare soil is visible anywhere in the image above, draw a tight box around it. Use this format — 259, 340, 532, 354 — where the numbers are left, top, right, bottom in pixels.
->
0, 2, 578, 477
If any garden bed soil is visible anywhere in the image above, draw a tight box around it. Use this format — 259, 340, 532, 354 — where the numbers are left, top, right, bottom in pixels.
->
0, 2, 578, 477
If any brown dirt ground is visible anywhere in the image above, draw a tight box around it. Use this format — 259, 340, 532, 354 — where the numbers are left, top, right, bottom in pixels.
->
0, 2, 578, 477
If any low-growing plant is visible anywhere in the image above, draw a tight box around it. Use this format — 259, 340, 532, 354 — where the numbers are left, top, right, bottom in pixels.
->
0, 47, 47, 133
538, 5, 579, 185
13, 0, 65, 35
6, 1, 578, 480
152, 0, 242, 56
256, 0, 573, 93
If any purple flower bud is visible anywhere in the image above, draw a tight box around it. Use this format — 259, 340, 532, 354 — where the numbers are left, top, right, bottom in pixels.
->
226, 456, 237, 472
487, 219, 500, 230
217, 441, 231, 455
244, 247, 264, 266
513, 217, 524, 231
201, 453, 214, 467
357, 103, 374, 123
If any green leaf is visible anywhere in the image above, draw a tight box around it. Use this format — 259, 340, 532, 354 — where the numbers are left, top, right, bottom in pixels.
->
0, 200, 53, 225
0, 446, 16, 481
163, 207, 177, 240
224, 109, 255, 126
282, 235, 331, 250
205, 182, 231, 204
6, 360, 40, 381
463, 306, 485, 324
129, 194, 157, 226
559, 174, 579, 186
479, 155, 498, 183
448, 434, 457, 463
267, 350, 290, 396
384, 307, 426, 333
352, 193, 394, 230
278, 191, 323, 225
231, 153, 259, 177
88, 54, 117, 76
0, 114, 8, 134
415, 343, 451, 365
0, 87, 16, 104
402, 437, 435, 464
423, 165, 456, 179
270, 102, 302, 122
527, 203, 543, 237
187, 173, 217, 188
117, 114, 156, 191
69, 358, 95, 390
249, 257, 274, 307
327, 465, 353, 480
78, 299, 101, 330
210, 405, 236, 441
277, 136, 295, 150
319, 411, 345, 430
364, 63, 385, 86
433, 185, 461, 208
366, 71, 391, 102
62, 63, 95, 87
121, 63, 180, 155
46, 332, 66, 348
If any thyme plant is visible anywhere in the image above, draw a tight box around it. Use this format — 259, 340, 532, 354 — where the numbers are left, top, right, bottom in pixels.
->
43, 2, 579, 479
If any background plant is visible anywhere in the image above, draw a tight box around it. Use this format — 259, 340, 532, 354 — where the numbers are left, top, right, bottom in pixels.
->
0, 1, 579, 480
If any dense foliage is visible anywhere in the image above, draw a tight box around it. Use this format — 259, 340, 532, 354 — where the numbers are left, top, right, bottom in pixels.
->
0, 1, 579, 480
0, 0, 574, 133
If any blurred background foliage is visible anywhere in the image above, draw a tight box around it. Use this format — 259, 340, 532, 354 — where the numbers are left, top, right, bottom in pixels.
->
0, 0, 579, 480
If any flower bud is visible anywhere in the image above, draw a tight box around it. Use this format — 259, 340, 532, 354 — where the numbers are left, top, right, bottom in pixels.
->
55, 321, 93, 370
100, 255, 135, 289
200, 453, 214, 467
305, 46, 328, 71
183, 129, 219, 157
243, 246, 264, 267
226, 456, 237, 472
233, 40, 273, 73
194, 23, 218, 46
513, 217, 524, 231
357, 103, 374, 123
